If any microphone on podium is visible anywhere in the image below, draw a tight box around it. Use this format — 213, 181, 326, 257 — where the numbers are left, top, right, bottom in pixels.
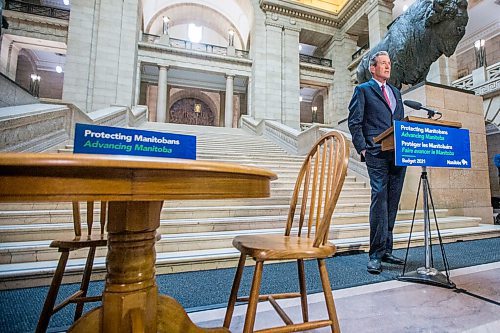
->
403, 100, 442, 119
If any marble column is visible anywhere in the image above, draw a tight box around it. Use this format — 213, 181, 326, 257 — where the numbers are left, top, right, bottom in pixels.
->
325, 33, 358, 125
281, 26, 300, 129
367, 1, 394, 46
264, 23, 283, 121
62, 0, 141, 113
156, 65, 168, 123
225, 74, 234, 128
248, 9, 267, 121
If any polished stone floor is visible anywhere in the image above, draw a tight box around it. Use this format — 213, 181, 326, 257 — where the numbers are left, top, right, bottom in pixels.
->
189, 262, 500, 332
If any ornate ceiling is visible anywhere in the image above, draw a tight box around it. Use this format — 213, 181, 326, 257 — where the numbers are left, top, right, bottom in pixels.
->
292, 0, 349, 13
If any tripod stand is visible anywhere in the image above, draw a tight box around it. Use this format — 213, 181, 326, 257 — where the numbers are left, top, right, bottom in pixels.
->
398, 166, 455, 288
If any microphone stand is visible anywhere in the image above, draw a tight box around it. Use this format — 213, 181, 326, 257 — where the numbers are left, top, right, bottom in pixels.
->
398, 166, 455, 288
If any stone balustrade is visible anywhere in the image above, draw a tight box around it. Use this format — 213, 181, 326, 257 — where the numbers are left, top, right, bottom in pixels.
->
0, 103, 147, 152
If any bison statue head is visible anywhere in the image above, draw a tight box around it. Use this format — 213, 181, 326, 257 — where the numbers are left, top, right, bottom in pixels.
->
356, 0, 468, 89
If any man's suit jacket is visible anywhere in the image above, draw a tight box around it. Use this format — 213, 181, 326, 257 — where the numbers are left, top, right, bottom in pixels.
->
348, 79, 404, 157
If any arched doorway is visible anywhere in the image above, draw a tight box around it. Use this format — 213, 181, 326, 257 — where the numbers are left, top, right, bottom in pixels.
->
170, 98, 215, 126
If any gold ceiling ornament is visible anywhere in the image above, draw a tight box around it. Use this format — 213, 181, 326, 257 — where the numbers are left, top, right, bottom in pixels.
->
259, 0, 365, 28
293, 0, 350, 13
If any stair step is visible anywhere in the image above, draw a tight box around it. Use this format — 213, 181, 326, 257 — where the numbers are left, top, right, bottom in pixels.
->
0, 208, 450, 242
0, 194, 372, 226
1, 121, 494, 292
1, 224, 499, 289
0, 214, 480, 264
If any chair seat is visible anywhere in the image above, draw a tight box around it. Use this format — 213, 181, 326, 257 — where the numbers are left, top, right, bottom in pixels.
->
233, 234, 336, 261
50, 234, 107, 250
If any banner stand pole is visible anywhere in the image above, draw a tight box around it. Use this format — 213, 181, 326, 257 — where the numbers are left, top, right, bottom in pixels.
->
398, 166, 455, 288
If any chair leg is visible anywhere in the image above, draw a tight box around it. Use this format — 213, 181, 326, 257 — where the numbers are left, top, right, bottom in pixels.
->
74, 246, 97, 321
297, 259, 309, 323
318, 259, 341, 333
224, 254, 246, 329
243, 260, 264, 333
36, 251, 70, 333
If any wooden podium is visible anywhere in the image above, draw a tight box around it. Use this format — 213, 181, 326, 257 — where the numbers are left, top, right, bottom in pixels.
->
373, 116, 463, 289
373, 116, 462, 151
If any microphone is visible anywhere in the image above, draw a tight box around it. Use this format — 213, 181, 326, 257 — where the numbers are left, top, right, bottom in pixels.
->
403, 100, 442, 119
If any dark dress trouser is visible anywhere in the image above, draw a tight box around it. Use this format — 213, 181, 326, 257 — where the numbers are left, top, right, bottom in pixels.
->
365, 151, 406, 260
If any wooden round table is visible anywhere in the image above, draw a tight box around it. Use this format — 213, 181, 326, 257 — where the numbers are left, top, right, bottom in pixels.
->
0, 153, 277, 333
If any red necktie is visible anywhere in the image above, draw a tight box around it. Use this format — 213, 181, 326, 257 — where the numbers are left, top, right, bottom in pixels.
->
381, 85, 391, 109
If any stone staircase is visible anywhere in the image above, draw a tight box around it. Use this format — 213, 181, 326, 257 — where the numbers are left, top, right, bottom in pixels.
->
1, 122, 499, 289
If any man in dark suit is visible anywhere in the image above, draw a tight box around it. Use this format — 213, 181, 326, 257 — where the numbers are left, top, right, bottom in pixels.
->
348, 51, 407, 274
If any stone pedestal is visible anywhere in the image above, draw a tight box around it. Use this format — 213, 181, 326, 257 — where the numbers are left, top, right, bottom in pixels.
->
226, 46, 235, 56
400, 83, 493, 223
158, 34, 170, 46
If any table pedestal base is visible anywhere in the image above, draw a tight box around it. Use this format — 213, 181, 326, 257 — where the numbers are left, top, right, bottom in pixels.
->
69, 295, 230, 333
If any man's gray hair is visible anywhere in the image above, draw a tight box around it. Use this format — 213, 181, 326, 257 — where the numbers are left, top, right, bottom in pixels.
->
369, 51, 389, 67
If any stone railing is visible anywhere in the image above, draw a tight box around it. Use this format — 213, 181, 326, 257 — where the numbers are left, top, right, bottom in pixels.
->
0, 103, 147, 152
452, 62, 500, 94
0, 72, 38, 107
299, 54, 332, 67
241, 116, 330, 155
451, 62, 500, 127
141, 33, 250, 59
5, 0, 70, 20
242, 116, 370, 180
351, 43, 369, 61
128, 105, 148, 127
452, 74, 474, 90
0, 104, 72, 152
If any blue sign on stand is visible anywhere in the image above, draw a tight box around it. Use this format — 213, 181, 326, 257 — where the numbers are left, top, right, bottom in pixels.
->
394, 121, 471, 168
73, 123, 196, 160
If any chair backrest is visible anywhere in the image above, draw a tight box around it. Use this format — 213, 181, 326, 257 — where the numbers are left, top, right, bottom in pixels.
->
72, 201, 107, 237
285, 131, 349, 247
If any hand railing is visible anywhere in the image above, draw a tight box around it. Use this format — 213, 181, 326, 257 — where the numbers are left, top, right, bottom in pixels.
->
299, 54, 332, 67
141, 34, 249, 59
5, 0, 70, 20
351, 43, 369, 61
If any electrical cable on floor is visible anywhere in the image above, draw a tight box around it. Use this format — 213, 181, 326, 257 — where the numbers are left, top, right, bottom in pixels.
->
453, 287, 500, 306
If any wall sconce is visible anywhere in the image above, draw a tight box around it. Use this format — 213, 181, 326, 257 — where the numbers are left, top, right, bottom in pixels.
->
474, 39, 486, 68
194, 103, 201, 113
311, 106, 318, 123
163, 16, 170, 35
228, 29, 235, 47
29, 74, 41, 97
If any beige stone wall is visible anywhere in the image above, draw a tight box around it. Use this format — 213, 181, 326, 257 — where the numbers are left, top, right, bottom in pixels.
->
400, 83, 493, 224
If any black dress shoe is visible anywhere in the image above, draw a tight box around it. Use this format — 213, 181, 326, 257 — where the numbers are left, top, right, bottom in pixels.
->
382, 253, 405, 265
367, 259, 382, 274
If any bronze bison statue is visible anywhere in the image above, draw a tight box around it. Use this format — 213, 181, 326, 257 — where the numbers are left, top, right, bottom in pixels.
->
356, 0, 468, 88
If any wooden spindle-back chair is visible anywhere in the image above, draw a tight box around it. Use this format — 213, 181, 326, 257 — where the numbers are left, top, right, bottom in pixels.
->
223, 131, 349, 333
36, 201, 107, 333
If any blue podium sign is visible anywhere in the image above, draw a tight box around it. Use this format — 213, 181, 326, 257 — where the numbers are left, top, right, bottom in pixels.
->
394, 121, 471, 168
73, 123, 196, 160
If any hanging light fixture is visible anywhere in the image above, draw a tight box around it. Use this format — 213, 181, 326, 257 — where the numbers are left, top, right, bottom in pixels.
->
474, 39, 486, 68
